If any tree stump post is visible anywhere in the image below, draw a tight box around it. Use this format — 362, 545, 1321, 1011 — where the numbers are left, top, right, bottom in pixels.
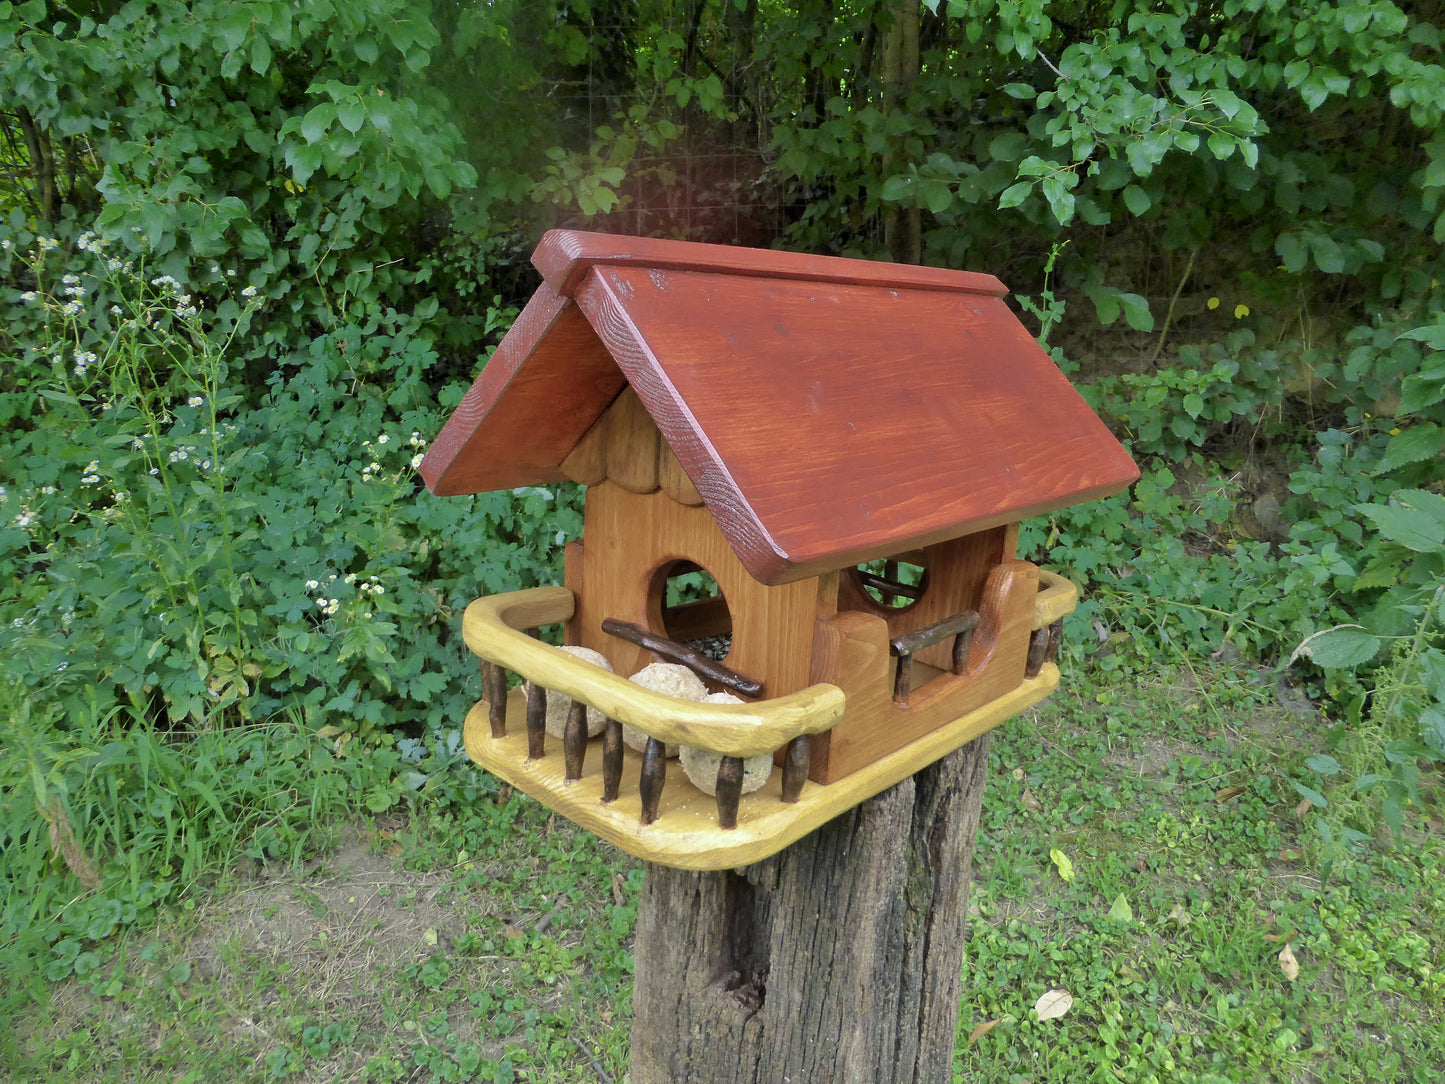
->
630, 732, 991, 1083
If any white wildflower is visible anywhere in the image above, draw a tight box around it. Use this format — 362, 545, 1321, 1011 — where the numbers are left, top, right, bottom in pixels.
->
306, 579, 319, 590
241, 285, 258, 298
376, 433, 390, 445
188, 396, 204, 408
20, 291, 37, 301
62, 300, 82, 316
411, 453, 424, 469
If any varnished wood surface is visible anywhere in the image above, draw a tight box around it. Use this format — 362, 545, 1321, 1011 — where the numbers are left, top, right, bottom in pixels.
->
462, 664, 1057, 869
464, 587, 843, 757
532, 228, 1008, 299
573, 264, 1138, 584
808, 560, 1039, 783
420, 286, 626, 496
569, 483, 820, 702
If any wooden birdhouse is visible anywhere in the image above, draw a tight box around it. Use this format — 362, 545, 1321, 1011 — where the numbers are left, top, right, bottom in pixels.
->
420, 230, 1137, 870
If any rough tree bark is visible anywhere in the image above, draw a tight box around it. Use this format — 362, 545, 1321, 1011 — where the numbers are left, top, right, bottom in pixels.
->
630, 731, 991, 1084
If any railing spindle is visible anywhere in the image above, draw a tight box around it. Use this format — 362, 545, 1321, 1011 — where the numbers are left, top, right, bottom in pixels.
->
525, 680, 547, 759
601, 717, 623, 802
483, 660, 508, 738
715, 756, 744, 829
782, 736, 809, 803
639, 737, 666, 825
1026, 626, 1050, 678
563, 699, 587, 781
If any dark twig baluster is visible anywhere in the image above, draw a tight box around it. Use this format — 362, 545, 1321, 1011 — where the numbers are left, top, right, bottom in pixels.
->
563, 700, 587, 782
525, 680, 547, 759
483, 661, 508, 738
1025, 626, 1050, 678
601, 718, 623, 802
890, 610, 981, 705
781, 736, 809, 803
715, 756, 744, 829
893, 653, 915, 706
639, 738, 666, 825
1045, 620, 1064, 665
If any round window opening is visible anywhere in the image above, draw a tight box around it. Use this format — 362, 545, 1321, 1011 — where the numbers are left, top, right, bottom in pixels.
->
657, 560, 733, 662
853, 557, 928, 610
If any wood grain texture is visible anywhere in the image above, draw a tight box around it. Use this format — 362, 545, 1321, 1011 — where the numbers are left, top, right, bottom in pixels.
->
420, 286, 626, 496
629, 729, 993, 1083
603, 384, 661, 493
560, 407, 609, 484
658, 440, 704, 505
533, 227, 1008, 299
572, 264, 1138, 584
808, 560, 1039, 783
570, 482, 819, 703
461, 665, 1052, 869
464, 587, 842, 757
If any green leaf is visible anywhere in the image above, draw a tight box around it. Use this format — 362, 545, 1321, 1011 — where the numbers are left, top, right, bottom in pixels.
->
300, 103, 337, 144
998, 181, 1031, 209
1310, 234, 1345, 274
880, 174, 914, 202
250, 35, 271, 75
1049, 848, 1074, 882
989, 132, 1029, 162
1289, 625, 1382, 668
1207, 131, 1234, 160
337, 100, 365, 134
1001, 82, 1036, 100
1276, 232, 1308, 273
1358, 500, 1445, 552
1399, 321, 1445, 350
1106, 893, 1133, 922
1375, 424, 1444, 475
1118, 292, 1153, 332
1289, 778, 1328, 808
1305, 754, 1342, 776
1122, 183, 1150, 216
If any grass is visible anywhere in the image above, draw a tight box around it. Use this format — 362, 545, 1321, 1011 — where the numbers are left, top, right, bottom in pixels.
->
2, 659, 1443, 1083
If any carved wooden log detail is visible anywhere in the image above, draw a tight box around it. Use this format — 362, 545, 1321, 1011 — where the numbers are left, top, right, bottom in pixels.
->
715, 756, 744, 829
525, 680, 547, 760
563, 699, 588, 781
602, 617, 764, 698
483, 660, 508, 738
781, 736, 809, 804
640, 737, 666, 825
602, 717, 624, 802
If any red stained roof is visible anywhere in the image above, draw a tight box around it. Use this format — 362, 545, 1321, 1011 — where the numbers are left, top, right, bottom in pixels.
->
421, 230, 1137, 585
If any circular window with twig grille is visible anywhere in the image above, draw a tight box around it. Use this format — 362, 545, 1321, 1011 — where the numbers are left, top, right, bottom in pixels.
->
653, 560, 733, 661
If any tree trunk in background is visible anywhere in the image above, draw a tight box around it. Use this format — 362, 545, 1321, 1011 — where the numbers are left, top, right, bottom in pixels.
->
629, 732, 991, 1084
881, 0, 921, 264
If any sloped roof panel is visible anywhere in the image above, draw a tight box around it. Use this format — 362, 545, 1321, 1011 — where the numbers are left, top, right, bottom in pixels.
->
421, 230, 1138, 584
572, 263, 1138, 583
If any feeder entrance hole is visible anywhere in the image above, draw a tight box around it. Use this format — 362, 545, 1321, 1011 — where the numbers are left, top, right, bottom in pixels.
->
654, 560, 733, 662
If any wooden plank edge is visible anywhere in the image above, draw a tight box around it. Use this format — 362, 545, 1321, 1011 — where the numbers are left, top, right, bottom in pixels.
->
462, 663, 1060, 870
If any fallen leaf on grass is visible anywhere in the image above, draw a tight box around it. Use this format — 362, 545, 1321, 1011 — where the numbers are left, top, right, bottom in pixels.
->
1049, 849, 1075, 882
1021, 787, 1044, 813
1214, 785, 1247, 802
503, 924, 525, 940
1106, 893, 1133, 922
611, 872, 627, 907
1294, 797, 1313, 818
1034, 989, 1073, 1021
1167, 901, 1191, 927
1278, 943, 1300, 982
1132, 856, 1148, 873
968, 1018, 1004, 1043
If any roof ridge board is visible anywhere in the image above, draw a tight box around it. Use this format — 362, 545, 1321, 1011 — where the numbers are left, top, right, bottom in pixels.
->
534, 228, 1009, 300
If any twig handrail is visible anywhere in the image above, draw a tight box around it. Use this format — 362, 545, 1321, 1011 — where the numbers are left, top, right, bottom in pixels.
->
463, 587, 844, 758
